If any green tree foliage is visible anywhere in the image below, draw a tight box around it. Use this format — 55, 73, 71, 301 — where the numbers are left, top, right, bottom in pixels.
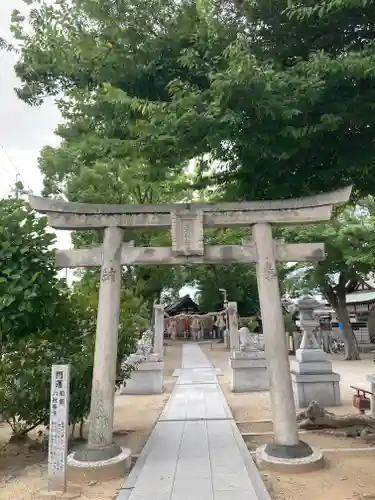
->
0, 292, 84, 438
41, 127, 191, 309
282, 201, 375, 360
9, 0, 375, 354
10, 0, 375, 202
72, 271, 148, 366
66, 274, 148, 435
0, 199, 145, 438
0, 199, 61, 344
0, 282, 146, 438
283, 313, 296, 334
0, 37, 12, 52
192, 264, 259, 316
186, 229, 259, 315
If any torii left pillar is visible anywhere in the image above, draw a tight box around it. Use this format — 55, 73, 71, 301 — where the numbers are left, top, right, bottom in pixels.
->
71, 227, 132, 480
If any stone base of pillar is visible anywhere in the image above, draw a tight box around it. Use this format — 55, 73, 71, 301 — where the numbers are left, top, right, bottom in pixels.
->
290, 348, 341, 408
67, 446, 132, 483
256, 442, 324, 473
121, 356, 164, 395
229, 351, 269, 393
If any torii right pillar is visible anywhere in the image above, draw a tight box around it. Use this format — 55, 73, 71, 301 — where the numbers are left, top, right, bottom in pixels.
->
254, 186, 352, 472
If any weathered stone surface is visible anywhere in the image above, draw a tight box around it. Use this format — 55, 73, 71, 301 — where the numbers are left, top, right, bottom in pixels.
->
232, 350, 266, 360
296, 348, 327, 363
239, 326, 263, 352
230, 354, 269, 392
299, 331, 320, 350
133, 330, 153, 357
291, 372, 341, 408
73, 443, 122, 462
47, 208, 336, 229
48, 365, 70, 493
227, 302, 239, 351
171, 209, 204, 256
256, 444, 324, 473
291, 347, 341, 408
264, 440, 313, 459
68, 447, 132, 483
29, 186, 352, 217
292, 296, 341, 408
146, 353, 160, 362
291, 360, 333, 374
231, 323, 268, 393
120, 361, 164, 395
253, 222, 300, 448
29, 186, 352, 229
55, 243, 325, 268
153, 304, 165, 359
81, 227, 123, 458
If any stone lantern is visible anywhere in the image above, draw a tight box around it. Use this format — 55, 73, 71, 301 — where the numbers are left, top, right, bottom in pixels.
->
290, 295, 341, 408
297, 295, 321, 350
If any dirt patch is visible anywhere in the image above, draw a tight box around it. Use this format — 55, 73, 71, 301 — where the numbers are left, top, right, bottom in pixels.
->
0, 342, 182, 499
238, 421, 273, 433
203, 343, 375, 500
270, 452, 375, 500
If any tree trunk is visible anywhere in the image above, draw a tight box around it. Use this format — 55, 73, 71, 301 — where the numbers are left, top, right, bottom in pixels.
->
297, 401, 375, 429
324, 278, 360, 361
336, 294, 360, 360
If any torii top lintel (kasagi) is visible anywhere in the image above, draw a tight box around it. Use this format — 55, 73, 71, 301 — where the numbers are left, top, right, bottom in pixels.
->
29, 186, 352, 231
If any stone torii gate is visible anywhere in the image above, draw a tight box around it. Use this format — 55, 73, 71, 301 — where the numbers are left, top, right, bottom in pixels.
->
30, 186, 351, 475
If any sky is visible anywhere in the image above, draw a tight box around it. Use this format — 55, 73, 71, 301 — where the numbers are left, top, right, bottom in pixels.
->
0, 1, 194, 298
0, 0, 71, 250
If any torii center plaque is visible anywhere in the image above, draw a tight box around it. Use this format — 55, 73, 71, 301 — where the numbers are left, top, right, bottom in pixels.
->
171, 210, 204, 256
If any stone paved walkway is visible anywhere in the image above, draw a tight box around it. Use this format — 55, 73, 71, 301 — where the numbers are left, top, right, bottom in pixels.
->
118, 343, 271, 500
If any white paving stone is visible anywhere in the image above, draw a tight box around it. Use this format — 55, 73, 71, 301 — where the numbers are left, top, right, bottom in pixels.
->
118, 343, 271, 500
181, 344, 212, 369
160, 384, 232, 421
173, 367, 223, 385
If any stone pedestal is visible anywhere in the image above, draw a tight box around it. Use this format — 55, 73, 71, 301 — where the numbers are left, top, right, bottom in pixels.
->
121, 354, 164, 395
366, 374, 375, 415
291, 348, 341, 408
230, 350, 269, 392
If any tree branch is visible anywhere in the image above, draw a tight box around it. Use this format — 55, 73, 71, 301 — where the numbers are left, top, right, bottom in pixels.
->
323, 283, 338, 309
336, 270, 347, 299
